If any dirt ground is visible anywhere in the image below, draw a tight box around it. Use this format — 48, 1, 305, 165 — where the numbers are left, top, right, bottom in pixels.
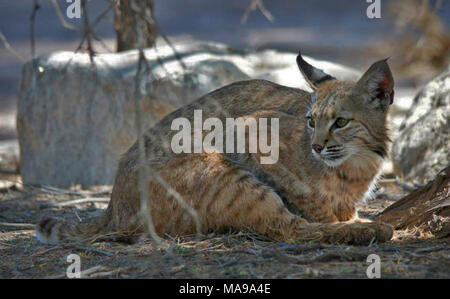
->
0, 152, 448, 279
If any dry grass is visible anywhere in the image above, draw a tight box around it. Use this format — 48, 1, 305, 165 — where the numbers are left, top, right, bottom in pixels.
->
0, 171, 448, 279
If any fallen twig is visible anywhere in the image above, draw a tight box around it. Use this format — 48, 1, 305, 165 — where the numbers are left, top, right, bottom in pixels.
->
31, 185, 111, 197
47, 197, 110, 208
0, 222, 36, 229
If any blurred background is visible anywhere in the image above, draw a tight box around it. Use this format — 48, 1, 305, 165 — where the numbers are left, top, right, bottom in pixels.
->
0, 0, 449, 156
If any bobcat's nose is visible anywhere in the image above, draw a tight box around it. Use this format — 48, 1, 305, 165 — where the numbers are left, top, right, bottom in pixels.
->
312, 144, 324, 154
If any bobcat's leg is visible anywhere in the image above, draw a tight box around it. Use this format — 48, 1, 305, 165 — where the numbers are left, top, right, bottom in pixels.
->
189, 153, 392, 244
147, 152, 308, 238
221, 173, 393, 245
208, 168, 393, 245
145, 152, 392, 245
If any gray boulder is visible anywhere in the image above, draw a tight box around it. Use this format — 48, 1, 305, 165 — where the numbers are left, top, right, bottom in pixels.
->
392, 71, 450, 184
17, 41, 359, 187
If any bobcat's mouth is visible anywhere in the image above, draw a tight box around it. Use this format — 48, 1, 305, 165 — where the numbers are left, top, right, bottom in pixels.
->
313, 147, 351, 168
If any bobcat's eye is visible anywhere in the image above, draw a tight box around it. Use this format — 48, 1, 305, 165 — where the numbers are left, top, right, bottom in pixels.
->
335, 118, 349, 128
308, 118, 315, 128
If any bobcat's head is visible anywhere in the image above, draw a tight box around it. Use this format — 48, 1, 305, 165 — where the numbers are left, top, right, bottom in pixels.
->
297, 52, 394, 169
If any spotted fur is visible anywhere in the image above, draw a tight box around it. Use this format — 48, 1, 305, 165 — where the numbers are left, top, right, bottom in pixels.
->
36, 54, 395, 245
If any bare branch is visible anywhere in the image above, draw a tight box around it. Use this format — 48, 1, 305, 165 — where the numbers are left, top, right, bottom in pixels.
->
92, 0, 117, 28
81, 0, 95, 63
50, 0, 80, 32
154, 24, 187, 71
134, 47, 203, 241
134, 48, 163, 245
129, 4, 187, 70
241, 0, 275, 24
30, 0, 40, 59
0, 30, 26, 62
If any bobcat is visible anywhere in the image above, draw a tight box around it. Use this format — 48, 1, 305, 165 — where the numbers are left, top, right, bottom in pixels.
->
36, 52, 395, 245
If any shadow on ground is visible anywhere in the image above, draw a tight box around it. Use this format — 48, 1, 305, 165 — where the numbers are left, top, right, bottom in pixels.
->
0, 170, 448, 279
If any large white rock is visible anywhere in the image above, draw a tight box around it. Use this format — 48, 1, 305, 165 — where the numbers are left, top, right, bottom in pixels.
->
17, 41, 359, 187
392, 71, 450, 184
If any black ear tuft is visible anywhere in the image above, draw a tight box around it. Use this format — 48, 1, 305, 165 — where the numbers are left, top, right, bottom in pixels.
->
297, 51, 336, 89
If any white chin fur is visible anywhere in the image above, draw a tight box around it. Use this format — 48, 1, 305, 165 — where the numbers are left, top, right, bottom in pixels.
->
323, 157, 347, 167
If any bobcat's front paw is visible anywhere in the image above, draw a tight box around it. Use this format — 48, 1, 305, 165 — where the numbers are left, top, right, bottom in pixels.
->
316, 222, 393, 245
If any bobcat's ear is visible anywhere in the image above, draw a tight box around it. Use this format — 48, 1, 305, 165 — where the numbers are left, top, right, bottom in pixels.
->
353, 58, 394, 111
297, 51, 335, 90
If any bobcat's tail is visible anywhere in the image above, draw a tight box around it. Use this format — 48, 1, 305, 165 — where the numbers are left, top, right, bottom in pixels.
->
35, 212, 111, 244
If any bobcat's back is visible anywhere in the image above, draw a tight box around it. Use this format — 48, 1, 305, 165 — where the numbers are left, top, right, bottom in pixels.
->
37, 53, 395, 245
